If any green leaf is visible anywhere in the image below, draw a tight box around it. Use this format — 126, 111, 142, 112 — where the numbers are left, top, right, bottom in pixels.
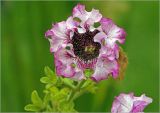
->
81, 79, 98, 93
44, 66, 54, 77
81, 79, 92, 89
43, 93, 50, 106
31, 90, 43, 107
62, 78, 75, 89
44, 66, 57, 83
58, 101, 75, 112
40, 77, 50, 84
24, 104, 41, 111
49, 86, 59, 94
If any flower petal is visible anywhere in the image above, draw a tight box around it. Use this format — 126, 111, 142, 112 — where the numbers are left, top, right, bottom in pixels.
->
54, 58, 76, 77
54, 47, 85, 80
100, 18, 126, 45
85, 9, 102, 26
45, 21, 69, 52
72, 4, 87, 22
91, 56, 119, 82
49, 38, 66, 53
73, 4, 102, 26
54, 47, 75, 65
66, 16, 79, 29
70, 68, 86, 81
111, 93, 153, 113
132, 94, 153, 112
101, 44, 119, 61
54, 47, 76, 77
94, 32, 106, 44
111, 93, 135, 113
52, 21, 68, 38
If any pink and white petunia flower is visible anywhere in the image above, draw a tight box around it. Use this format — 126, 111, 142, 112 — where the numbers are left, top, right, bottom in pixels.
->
45, 4, 126, 82
111, 93, 153, 113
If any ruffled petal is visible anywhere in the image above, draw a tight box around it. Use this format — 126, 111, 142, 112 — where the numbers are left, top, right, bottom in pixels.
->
100, 18, 126, 46
49, 38, 66, 53
132, 94, 153, 112
100, 44, 119, 61
54, 47, 85, 80
91, 56, 119, 82
111, 93, 153, 113
73, 4, 102, 27
85, 9, 102, 26
54, 47, 76, 77
70, 68, 86, 81
94, 32, 106, 44
54, 58, 76, 77
50, 21, 68, 39
72, 4, 87, 22
45, 21, 69, 52
94, 32, 119, 61
66, 16, 79, 29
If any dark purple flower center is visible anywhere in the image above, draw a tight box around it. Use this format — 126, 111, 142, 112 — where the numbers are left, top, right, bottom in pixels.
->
71, 29, 101, 61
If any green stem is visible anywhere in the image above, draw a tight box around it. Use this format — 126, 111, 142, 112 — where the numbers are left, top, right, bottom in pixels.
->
68, 80, 85, 102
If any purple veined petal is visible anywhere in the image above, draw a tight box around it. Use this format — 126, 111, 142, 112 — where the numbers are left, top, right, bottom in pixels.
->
100, 18, 126, 46
54, 47, 75, 65
49, 37, 67, 53
94, 31, 120, 61
54, 48, 76, 78
132, 94, 153, 112
91, 56, 119, 82
111, 93, 153, 113
45, 30, 54, 37
45, 21, 70, 52
54, 58, 76, 77
94, 32, 119, 61
94, 32, 107, 44
51, 21, 68, 39
102, 44, 119, 61
85, 8, 102, 26
70, 68, 86, 81
72, 4, 87, 22
54, 47, 85, 79
73, 4, 102, 27
66, 16, 79, 29
111, 93, 135, 113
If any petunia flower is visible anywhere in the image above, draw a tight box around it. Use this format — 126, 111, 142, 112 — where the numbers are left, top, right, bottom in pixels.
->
111, 93, 153, 113
45, 4, 126, 82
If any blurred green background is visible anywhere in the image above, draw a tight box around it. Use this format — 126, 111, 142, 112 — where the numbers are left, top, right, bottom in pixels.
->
1, 1, 159, 112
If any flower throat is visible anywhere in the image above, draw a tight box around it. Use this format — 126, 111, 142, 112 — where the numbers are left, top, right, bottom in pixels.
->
72, 29, 101, 61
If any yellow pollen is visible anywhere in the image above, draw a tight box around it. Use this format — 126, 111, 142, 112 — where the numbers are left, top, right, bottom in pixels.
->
85, 45, 95, 54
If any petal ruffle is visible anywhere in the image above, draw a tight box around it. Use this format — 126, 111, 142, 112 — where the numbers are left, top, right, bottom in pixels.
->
94, 32, 119, 60
54, 47, 85, 80
111, 93, 153, 113
45, 21, 69, 52
132, 94, 153, 112
73, 4, 102, 27
70, 68, 86, 81
91, 56, 119, 82
54, 47, 76, 77
66, 16, 79, 29
54, 58, 76, 77
100, 18, 126, 46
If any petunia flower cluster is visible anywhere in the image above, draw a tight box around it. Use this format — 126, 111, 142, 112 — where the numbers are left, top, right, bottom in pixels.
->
45, 4, 126, 82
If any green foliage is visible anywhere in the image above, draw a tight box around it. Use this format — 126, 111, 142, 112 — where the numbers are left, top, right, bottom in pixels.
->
24, 90, 44, 111
84, 69, 94, 78
24, 66, 97, 112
